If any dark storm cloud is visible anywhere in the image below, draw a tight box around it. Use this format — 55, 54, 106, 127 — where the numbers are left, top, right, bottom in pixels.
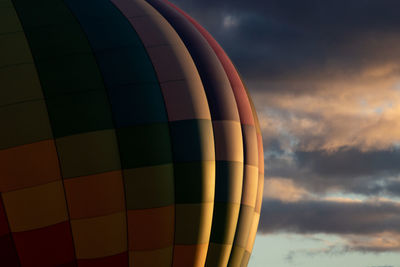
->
264, 147, 400, 197
259, 199, 400, 234
295, 148, 400, 179
170, 0, 400, 83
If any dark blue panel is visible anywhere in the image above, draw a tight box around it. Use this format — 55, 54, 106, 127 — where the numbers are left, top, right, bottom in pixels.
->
64, 0, 168, 127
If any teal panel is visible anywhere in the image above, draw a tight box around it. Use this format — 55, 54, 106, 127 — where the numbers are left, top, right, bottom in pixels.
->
174, 161, 215, 204
12, 0, 114, 138
45, 90, 114, 138
26, 23, 90, 61
170, 119, 214, 162
12, 0, 76, 30
209, 202, 240, 244
37, 53, 105, 96
214, 161, 244, 204
64, 0, 169, 127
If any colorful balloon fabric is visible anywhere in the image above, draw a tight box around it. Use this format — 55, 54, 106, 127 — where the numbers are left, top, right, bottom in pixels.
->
0, 0, 264, 266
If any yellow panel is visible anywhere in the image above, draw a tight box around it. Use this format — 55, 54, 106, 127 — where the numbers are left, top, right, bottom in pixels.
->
124, 164, 174, 209
0, 32, 32, 67
175, 202, 213, 245
205, 243, 232, 267
240, 165, 258, 207
0, 64, 43, 107
71, 212, 127, 259
56, 129, 121, 178
255, 173, 264, 213
0, 5, 22, 34
3, 181, 68, 232
0, 100, 53, 150
129, 247, 173, 267
213, 121, 243, 162
173, 243, 209, 267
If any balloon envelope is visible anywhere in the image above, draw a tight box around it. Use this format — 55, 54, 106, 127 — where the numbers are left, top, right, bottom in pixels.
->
0, 0, 264, 266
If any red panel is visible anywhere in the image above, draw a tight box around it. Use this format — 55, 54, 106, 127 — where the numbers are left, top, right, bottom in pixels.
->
58, 262, 78, 267
0, 197, 10, 236
257, 133, 264, 174
77, 252, 128, 267
13, 221, 75, 267
0, 234, 20, 267
163, 0, 255, 126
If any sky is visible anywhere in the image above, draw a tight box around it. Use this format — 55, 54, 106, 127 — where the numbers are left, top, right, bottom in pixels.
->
169, 1, 400, 266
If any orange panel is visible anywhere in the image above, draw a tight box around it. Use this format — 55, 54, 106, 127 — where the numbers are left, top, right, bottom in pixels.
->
240, 165, 258, 207
64, 171, 125, 219
172, 243, 209, 267
0, 140, 61, 192
3, 181, 68, 232
71, 212, 127, 259
127, 205, 174, 251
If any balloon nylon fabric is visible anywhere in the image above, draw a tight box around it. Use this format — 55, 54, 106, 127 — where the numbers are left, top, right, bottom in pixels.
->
0, 0, 264, 266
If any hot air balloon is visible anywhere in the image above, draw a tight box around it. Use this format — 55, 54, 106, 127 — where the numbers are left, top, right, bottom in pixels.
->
0, 0, 264, 266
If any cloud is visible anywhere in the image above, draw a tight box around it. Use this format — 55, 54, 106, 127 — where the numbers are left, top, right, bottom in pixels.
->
168, 0, 400, 256
264, 177, 311, 202
170, 0, 400, 82
259, 198, 400, 235
259, 198, 400, 253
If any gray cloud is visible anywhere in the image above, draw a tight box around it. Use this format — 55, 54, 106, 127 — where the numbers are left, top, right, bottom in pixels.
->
170, 0, 400, 83
259, 199, 400, 234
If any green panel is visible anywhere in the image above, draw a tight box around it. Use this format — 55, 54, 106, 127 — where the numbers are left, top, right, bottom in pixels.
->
124, 164, 175, 209
56, 129, 121, 178
0, 64, 43, 107
12, 0, 76, 29
209, 202, 240, 244
169, 119, 214, 162
26, 22, 90, 61
0, 32, 32, 67
46, 90, 114, 138
174, 161, 215, 204
174, 203, 213, 245
206, 243, 232, 267
240, 251, 251, 267
0, 0, 13, 8
0, 100, 52, 150
117, 123, 172, 169
0, 5, 22, 33
231, 205, 254, 248
34, 53, 105, 96
227, 246, 245, 267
